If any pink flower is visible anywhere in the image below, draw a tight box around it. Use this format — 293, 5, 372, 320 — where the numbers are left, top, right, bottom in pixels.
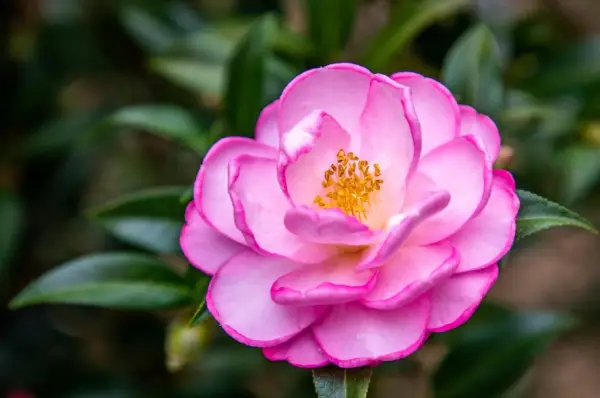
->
180, 64, 519, 368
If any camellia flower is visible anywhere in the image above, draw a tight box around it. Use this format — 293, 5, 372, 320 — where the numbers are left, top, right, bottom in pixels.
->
181, 63, 519, 368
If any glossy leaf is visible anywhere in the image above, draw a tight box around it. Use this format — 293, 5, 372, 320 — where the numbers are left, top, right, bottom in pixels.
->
559, 145, 600, 204
88, 187, 188, 253
225, 14, 277, 134
305, 0, 358, 62
363, 0, 469, 72
313, 367, 372, 398
516, 189, 598, 240
442, 24, 504, 116
10, 252, 191, 309
0, 192, 23, 278
433, 304, 574, 398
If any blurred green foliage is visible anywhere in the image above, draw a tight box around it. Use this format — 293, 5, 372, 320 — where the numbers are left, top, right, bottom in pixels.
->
2, 0, 600, 397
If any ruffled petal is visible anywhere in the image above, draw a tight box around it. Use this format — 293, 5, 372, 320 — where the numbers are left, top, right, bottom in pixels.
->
180, 203, 245, 275
194, 137, 276, 243
207, 250, 325, 347
406, 136, 491, 245
284, 206, 380, 246
271, 256, 377, 305
459, 105, 501, 163
428, 264, 499, 332
313, 297, 430, 368
357, 191, 450, 270
278, 63, 372, 138
255, 100, 280, 148
263, 330, 329, 368
229, 155, 335, 263
279, 110, 352, 206
358, 74, 422, 227
391, 72, 460, 156
451, 170, 519, 273
362, 243, 458, 309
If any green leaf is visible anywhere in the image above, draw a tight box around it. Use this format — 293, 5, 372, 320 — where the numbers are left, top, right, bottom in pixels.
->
442, 24, 504, 116
559, 145, 600, 204
363, 0, 469, 72
305, 0, 358, 62
516, 189, 598, 241
313, 367, 372, 398
433, 304, 574, 398
105, 104, 208, 153
225, 14, 277, 134
0, 192, 23, 278
9, 252, 191, 309
149, 58, 225, 96
88, 187, 188, 253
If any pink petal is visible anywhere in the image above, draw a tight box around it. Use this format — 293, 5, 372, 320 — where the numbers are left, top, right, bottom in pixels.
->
180, 203, 245, 275
278, 63, 372, 139
357, 191, 450, 270
459, 105, 501, 163
358, 74, 422, 227
362, 243, 458, 309
451, 170, 519, 273
279, 110, 351, 206
406, 136, 491, 245
207, 250, 325, 347
313, 297, 430, 368
391, 72, 459, 156
194, 137, 276, 243
428, 264, 499, 332
263, 329, 329, 368
255, 100, 280, 148
271, 256, 378, 306
229, 155, 336, 264
284, 206, 380, 245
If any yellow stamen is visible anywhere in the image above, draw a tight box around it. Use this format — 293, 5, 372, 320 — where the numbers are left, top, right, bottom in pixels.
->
313, 149, 384, 221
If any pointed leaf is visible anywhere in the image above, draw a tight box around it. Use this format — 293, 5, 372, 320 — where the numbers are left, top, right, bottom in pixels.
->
9, 252, 191, 310
313, 366, 372, 398
516, 189, 598, 240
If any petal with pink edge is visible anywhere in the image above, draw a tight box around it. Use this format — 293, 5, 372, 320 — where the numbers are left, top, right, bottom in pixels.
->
406, 136, 490, 245
278, 63, 372, 138
357, 190, 450, 270
362, 243, 458, 309
279, 110, 351, 206
358, 74, 422, 227
459, 105, 501, 163
428, 264, 499, 332
207, 250, 325, 347
255, 100, 280, 148
180, 203, 245, 275
263, 330, 329, 368
314, 297, 430, 368
229, 155, 335, 263
194, 137, 276, 243
271, 255, 377, 306
451, 170, 519, 273
284, 206, 380, 246
391, 72, 460, 156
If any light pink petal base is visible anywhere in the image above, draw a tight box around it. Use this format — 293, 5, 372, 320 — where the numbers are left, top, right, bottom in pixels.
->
314, 297, 430, 368
263, 330, 329, 368
428, 264, 499, 332
207, 250, 325, 347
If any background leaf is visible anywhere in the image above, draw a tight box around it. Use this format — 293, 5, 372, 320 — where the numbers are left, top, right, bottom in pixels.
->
149, 57, 225, 96
10, 252, 191, 309
0, 192, 23, 280
305, 0, 358, 62
313, 366, 372, 398
559, 145, 600, 204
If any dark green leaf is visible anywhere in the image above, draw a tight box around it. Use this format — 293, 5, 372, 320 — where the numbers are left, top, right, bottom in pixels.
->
305, 0, 358, 62
89, 187, 188, 253
433, 304, 574, 398
105, 104, 208, 153
313, 366, 372, 398
119, 5, 176, 53
149, 58, 225, 96
516, 189, 598, 240
9, 252, 191, 309
363, 0, 469, 72
0, 192, 23, 278
442, 24, 504, 116
225, 14, 277, 134
559, 145, 600, 204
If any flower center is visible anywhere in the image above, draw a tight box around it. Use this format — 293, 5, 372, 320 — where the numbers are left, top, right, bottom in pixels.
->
313, 149, 384, 221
